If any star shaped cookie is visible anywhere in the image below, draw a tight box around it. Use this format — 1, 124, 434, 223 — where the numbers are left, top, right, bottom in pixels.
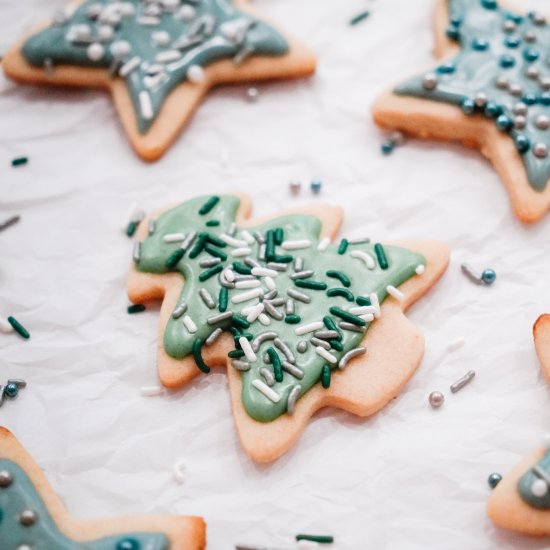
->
0, 427, 206, 549
2, 0, 316, 160
372, 0, 550, 222
127, 194, 449, 462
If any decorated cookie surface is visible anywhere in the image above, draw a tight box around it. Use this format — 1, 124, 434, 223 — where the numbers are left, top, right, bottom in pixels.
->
0, 427, 206, 549
128, 194, 449, 461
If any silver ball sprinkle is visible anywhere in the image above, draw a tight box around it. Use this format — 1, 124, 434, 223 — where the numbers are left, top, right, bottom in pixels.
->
536, 115, 550, 130
495, 75, 509, 90
474, 92, 488, 108
245, 87, 259, 103
0, 470, 13, 488
534, 143, 549, 158
513, 115, 527, 130
289, 180, 301, 195
513, 102, 528, 116
502, 20, 516, 33
540, 76, 550, 90
422, 73, 438, 91
524, 29, 537, 43
508, 83, 523, 97
19, 509, 38, 526
532, 13, 546, 26
429, 391, 445, 409
526, 65, 540, 79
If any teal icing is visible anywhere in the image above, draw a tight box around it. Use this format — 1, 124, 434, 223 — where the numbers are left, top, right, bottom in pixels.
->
395, 0, 550, 191
518, 449, 550, 509
0, 459, 169, 549
22, 0, 289, 133
137, 195, 425, 422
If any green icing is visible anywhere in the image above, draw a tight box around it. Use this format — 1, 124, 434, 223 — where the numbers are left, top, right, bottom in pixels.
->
22, 0, 289, 133
136, 195, 425, 422
518, 449, 550, 509
0, 459, 169, 549
395, 0, 550, 191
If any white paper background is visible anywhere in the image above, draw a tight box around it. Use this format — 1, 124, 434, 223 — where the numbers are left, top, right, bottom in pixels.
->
2, 0, 550, 548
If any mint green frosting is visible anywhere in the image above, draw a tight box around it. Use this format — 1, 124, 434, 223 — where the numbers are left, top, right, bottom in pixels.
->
136, 195, 425, 422
0, 458, 169, 549
518, 449, 550, 509
395, 0, 550, 191
22, 0, 289, 133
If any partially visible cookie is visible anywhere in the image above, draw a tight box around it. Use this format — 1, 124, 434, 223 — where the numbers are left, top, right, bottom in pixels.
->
2, 0, 316, 161
372, 0, 550, 223
128, 194, 449, 462
535, 314, 550, 384
0, 427, 206, 549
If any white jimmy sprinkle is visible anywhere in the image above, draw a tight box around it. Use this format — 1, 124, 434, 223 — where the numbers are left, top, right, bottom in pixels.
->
163, 233, 185, 243
173, 459, 186, 485
137, 15, 160, 25
119, 55, 141, 77
182, 315, 197, 334
231, 247, 252, 257
187, 64, 205, 83
252, 379, 280, 403
317, 237, 330, 251
123, 201, 139, 227
350, 250, 375, 269
235, 279, 261, 289
246, 303, 264, 323
386, 285, 405, 302
155, 49, 181, 63
264, 276, 276, 291
252, 267, 278, 278
349, 305, 376, 315
448, 337, 465, 352
224, 268, 235, 283
0, 318, 14, 334
220, 233, 248, 247
295, 321, 324, 336
139, 90, 154, 120
231, 288, 263, 304
315, 346, 338, 364
239, 337, 257, 362
415, 264, 425, 275
258, 313, 271, 326
281, 239, 311, 250
360, 313, 374, 322
240, 230, 255, 244
370, 293, 381, 318
140, 385, 164, 397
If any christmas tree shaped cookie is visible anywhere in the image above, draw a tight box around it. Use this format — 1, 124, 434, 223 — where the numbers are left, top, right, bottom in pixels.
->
2, 0, 315, 160
372, 0, 550, 223
0, 427, 206, 549
128, 194, 449, 462
487, 315, 550, 536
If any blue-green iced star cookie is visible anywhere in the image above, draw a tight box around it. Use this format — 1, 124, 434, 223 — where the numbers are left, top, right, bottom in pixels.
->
0, 427, 206, 549
3, 0, 316, 160
373, 0, 550, 222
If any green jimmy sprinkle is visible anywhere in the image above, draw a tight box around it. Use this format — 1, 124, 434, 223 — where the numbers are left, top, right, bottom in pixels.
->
192, 338, 211, 373
323, 316, 338, 332
205, 219, 220, 227
228, 349, 245, 359
189, 233, 208, 258
326, 288, 354, 302
166, 248, 185, 268
296, 534, 335, 544
231, 313, 250, 330
233, 261, 252, 275
11, 156, 28, 167
126, 221, 138, 237
218, 287, 229, 312
7, 316, 30, 340
205, 233, 227, 248
329, 339, 343, 351
295, 279, 327, 291
321, 365, 331, 389
199, 264, 223, 282
285, 314, 301, 324
326, 270, 351, 287
198, 195, 220, 216
356, 295, 371, 306
338, 238, 349, 255
266, 348, 283, 382
350, 10, 370, 25
204, 244, 227, 261
329, 306, 366, 326
274, 227, 284, 245
127, 304, 146, 314
374, 243, 389, 270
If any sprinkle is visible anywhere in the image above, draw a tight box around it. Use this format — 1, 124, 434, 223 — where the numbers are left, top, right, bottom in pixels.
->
132, 242, 141, 263
232, 288, 263, 304
180, 231, 197, 252
330, 339, 343, 352
220, 233, 247, 247
140, 385, 164, 397
289, 180, 302, 195
187, 64, 206, 83
0, 318, 14, 334
11, 157, 28, 167
251, 331, 277, 351
127, 304, 146, 314
199, 264, 223, 282
207, 311, 232, 325
288, 288, 311, 304
314, 330, 339, 340
199, 257, 221, 268
311, 337, 331, 350
246, 303, 264, 323
282, 239, 311, 250
233, 262, 252, 275
252, 379, 280, 403
321, 365, 332, 388
259, 367, 275, 386
172, 302, 188, 319
263, 300, 284, 321
244, 258, 260, 269
205, 220, 220, 227
235, 279, 261, 290
239, 337, 257, 362
251, 267, 277, 278
173, 460, 186, 485
182, 315, 197, 334
374, 243, 389, 269
329, 306, 366, 326
266, 348, 283, 382
317, 237, 331, 251
264, 289, 278, 301
326, 270, 351, 287
356, 296, 371, 306
264, 277, 276, 291
199, 196, 220, 215
294, 257, 304, 271
147, 219, 156, 235
228, 349, 245, 359
138, 15, 161, 25
155, 49, 182, 63
448, 337, 465, 352
323, 316, 338, 332
296, 535, 334, 544
7, 316, 30, 339
348, 305, 376, 316
189, 233, 208, 258
350, 10, 370, 25
339, 322, 365, 333
295, 279, 327, 291
205, 244, 228, 261
274, 338, 295, 363
338, 239, 349, 255
258, 313, 271, 325
0, 215, 20, 232
206, 327, 223, 345
218, 287, 229, 312
310, 180, 322, 194
450, 370, 475, 393
192, 338, 210, 373
295, 321, 324, 336
326, 288, 354, 301
139, 90, 154, 120
232, 247, 252, 257
253, 230, 265, 244
386, 285, 405, 302
232, 360, 251, 371
286, 299, 295, 315
415, 264, 425, 275
163, 233, 185, 243
282, 361, 304, 379
266, 262, 288, 272
166, 248, 185, 268
351, 250, 375, 269
287, 384, 302, 415
291, 270, 314, 280
339, 347, 367, 369
285, 314, 301, 324
231, 314, 250, 330
348, 237, 371, 245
